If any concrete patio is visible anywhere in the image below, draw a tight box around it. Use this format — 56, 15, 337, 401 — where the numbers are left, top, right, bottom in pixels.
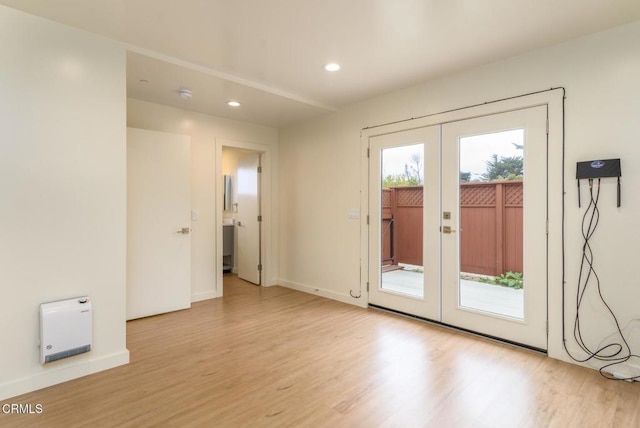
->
381, 269, 524, 319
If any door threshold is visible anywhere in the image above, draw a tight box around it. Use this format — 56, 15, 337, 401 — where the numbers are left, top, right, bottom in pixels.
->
368, 303, 546, 355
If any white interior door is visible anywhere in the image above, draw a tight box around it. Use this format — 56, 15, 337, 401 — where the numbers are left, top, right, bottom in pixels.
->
368, 126, 440, 320
236, 152, 261, 285
127, 128, 191, 320
441, 106, 548, 349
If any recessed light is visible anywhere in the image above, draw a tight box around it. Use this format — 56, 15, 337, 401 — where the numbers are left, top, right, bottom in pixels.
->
139, 79, 149, 84
179, 89, 192, 99
324, 63, 340, 72
227, 101, 241, 107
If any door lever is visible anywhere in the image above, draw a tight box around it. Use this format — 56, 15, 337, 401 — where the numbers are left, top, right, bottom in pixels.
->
441, 226, 456, 234
176, 227, 190, 234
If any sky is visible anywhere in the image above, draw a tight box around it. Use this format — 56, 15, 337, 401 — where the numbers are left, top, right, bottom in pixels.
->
381, 129, 524, 181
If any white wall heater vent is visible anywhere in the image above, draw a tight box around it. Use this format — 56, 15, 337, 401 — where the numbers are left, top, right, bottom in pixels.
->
40, 296, 92, 364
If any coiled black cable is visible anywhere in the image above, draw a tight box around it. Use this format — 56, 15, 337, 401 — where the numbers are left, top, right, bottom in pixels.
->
564, 178, 640, 380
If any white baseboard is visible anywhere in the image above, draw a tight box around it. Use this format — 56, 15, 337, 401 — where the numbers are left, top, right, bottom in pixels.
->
191, 290, 219, 302
0, 349, 130, 401
278, 279, 367, 308
262, 277, 279, 287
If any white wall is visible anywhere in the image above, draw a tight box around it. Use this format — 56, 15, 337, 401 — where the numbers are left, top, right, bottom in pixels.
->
279, 21, 640, 371
127, 99, 278, 301
0, 6, 128, 400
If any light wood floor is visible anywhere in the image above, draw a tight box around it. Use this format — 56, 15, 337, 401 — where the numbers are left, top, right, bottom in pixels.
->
2, 275, 639, 427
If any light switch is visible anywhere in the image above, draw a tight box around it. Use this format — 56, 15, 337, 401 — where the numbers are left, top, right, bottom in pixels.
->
191, 210, 199, 221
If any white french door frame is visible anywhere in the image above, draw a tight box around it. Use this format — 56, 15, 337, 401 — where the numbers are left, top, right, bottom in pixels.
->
360, 89, 565, 354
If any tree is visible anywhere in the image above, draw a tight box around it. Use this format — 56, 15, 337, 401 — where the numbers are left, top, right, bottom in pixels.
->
480, 154, 523, 181
460, 171, 471, 182
382, 151, 423, 188
382, 172, 421, 188
407, 152, 422, 184
383, 173, 406, 188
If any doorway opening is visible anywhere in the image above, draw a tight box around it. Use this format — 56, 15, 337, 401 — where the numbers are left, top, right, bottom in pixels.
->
221, 147, 262, 287
215, 138, 274, 298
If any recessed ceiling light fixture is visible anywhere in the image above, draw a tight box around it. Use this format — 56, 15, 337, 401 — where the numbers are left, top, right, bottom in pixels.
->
227, 101, 241, 107
139, 79, 149, 84
324, 63, 341, 72
179, 88, 192, 99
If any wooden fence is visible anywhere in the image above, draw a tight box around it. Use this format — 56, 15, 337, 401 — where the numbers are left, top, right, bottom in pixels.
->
381, 181, 523, 276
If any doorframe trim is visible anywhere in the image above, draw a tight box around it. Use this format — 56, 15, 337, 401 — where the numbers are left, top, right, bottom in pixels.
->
215, 138, 276, 297
360, 88, 564, 358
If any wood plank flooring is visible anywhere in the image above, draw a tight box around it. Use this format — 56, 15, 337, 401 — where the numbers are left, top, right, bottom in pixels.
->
1, 275, 639, 427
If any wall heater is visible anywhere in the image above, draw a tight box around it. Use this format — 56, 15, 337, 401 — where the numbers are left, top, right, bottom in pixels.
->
40, 296, 92, 364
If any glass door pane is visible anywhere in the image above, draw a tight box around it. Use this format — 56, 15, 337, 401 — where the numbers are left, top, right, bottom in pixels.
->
458, 130, 524, 319
380, 144, 424, 298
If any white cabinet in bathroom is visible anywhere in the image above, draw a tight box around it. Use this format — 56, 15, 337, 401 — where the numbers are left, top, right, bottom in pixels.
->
223, 224, 234, 273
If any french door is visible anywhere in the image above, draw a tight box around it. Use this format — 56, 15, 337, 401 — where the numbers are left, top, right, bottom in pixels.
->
368, 126, 441, 320
368, 106, 548, 350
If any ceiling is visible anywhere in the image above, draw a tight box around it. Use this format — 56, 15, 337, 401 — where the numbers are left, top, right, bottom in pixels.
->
3, 0, 640, 127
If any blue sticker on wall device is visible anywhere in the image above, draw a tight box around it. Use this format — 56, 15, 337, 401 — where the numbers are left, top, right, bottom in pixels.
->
590, 160, 605, 168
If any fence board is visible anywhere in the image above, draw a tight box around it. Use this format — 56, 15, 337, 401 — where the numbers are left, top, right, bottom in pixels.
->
382, 189, 393, 265
504, 206, 523, 273
460, 207, 497, 275
381, 181, 523, 276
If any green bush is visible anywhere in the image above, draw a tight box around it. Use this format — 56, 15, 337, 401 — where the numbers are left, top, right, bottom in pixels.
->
476, 272, 523, 289
496, 271, 523, 289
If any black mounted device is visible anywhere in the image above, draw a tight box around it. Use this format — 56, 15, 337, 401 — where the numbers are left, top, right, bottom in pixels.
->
576, 158, 621, 207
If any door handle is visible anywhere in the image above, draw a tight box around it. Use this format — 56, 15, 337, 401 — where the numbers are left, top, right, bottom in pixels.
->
441, 226, 456, 234
237, 221, 243, 226
176, 227, 190, 234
